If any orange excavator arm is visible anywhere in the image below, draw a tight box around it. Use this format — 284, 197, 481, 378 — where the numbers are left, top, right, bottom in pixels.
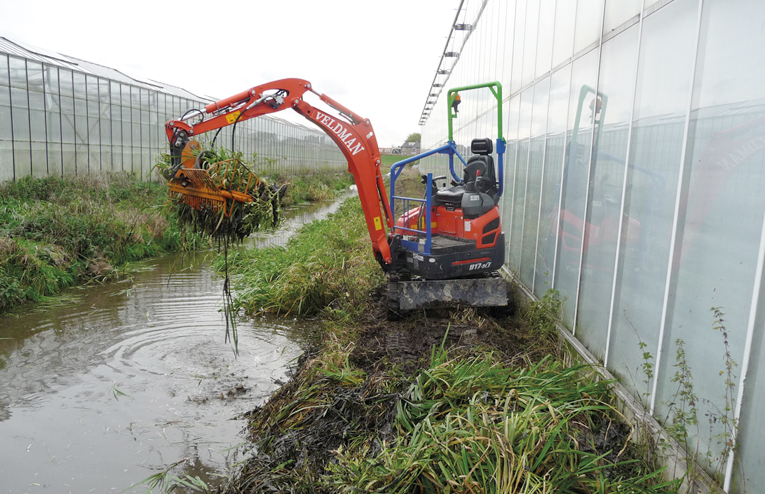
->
164, 78, 394, 266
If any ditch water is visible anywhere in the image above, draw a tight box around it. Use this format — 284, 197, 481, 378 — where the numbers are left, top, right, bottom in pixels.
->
0, 198, 347, 494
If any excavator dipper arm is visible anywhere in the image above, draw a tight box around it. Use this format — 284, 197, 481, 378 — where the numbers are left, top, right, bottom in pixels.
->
164, 78, 394, 266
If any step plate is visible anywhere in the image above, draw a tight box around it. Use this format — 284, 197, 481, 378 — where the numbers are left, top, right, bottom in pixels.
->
390, 275, 507, 310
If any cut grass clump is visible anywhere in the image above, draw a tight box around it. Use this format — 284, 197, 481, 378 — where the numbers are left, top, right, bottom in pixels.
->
215, 197, 382, 317
155, 147, 285, 243
0, 173, 204, 312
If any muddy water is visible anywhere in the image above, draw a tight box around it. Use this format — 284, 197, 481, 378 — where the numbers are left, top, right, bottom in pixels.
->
0, 198, 346, 494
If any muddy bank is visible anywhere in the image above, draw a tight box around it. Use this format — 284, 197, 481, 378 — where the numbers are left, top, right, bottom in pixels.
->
212, 178, 674, 493
220, 293, 670, 493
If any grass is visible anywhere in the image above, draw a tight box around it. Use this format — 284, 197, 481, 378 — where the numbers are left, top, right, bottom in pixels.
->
216, 162, 677, 493
0, 173, 205, 312
270, 169, 355, 207
214, 197, 382, 318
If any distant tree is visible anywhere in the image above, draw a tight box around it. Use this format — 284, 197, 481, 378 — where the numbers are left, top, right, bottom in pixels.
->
405, 133, 421, 143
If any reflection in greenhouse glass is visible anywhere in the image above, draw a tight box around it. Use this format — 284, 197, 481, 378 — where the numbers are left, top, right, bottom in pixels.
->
554, 49, 600, 329
655, 0, 765, 483
576, 25, 639, 359
510, 90, 533, 271
536, 66, 573, 297
520, 78, 550, 287
607, 0, 699, 407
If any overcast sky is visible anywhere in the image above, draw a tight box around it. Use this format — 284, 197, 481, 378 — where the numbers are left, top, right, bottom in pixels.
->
0, 0, 458, 147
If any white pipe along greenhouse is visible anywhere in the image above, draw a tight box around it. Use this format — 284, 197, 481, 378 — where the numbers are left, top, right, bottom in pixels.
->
2, 0, 765, 492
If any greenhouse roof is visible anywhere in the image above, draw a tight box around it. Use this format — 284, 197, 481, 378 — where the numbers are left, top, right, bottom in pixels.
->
0, 36, 212, 102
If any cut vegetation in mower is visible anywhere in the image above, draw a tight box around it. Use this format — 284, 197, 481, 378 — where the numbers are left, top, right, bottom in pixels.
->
155, 144, 287, 244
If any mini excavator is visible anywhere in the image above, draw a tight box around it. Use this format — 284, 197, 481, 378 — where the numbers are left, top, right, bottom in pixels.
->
162, 78, 508, 315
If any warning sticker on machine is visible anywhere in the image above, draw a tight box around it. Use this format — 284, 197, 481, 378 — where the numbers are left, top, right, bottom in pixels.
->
225, 111, 241, 124
373, 216, 383, 230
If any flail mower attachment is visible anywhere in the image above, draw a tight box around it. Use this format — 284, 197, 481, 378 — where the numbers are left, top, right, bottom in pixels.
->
164, 141, 260, 217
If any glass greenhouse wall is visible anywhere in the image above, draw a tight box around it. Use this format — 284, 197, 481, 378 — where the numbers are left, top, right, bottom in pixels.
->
419, 0, 765, 491
0, 37, 345, 184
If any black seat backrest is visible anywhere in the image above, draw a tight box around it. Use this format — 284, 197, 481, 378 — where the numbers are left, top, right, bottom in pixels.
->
464, 138, 496, 186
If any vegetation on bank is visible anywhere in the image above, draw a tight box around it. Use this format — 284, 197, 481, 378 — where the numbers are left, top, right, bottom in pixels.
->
214, 166, 675, 494
0, 173, 206, 312
273, 169, 354, 207
0, 163, 353, 313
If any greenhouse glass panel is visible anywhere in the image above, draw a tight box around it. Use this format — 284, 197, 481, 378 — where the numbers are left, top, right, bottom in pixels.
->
535, 64, 572, 294
0, 105, 11, 140
47, 142, 61, 174
551, 48, 601, 329
75, 144, 88, 173
520, 78, 550, 288
46, 110, 60, 144
61, 113, 75, 144
100, 102, 110, 145
98, 79, 109, 104
657, 0, 765, 483
28, 90, 43, 111
0, 85, 7, 108
26, 62, 43, 93
73, 72, 86, 99
536, 0, 555, 79
8, 57, 26, 89
511, 90, 533, 271
552, 1, 576, 68
11, 87, 27, 109
110, 81, 120, 106
510, 0, 527, 93
74, 114, 87, 145
608, 0, 699, 407
12, 107, 29, 141
604, 0, 641, 33
86, 76, 98, 102
43, 65, 58, 94
576, 24, 640, 360
0, 141, 12, 182
14, 141, 30, 178
0, 54, 8, 86
59, 69, 73, 97
31, 142, 46, 176
29, 109, 45, 142
574, 0, 605, 54
62, 143, 75, 175
521, 0, 539, 88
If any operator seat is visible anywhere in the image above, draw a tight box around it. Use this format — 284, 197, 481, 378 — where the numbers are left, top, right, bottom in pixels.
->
435, 138, 498, 206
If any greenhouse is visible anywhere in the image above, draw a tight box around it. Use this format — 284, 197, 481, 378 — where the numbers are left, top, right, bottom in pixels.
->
0, 36, 345, 183
418, 0, 765, 491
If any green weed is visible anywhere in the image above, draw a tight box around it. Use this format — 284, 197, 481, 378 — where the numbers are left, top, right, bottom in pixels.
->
0, 173, 204, 312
